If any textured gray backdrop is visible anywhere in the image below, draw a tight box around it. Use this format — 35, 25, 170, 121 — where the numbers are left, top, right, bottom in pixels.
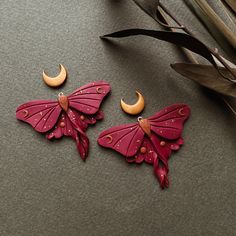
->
0, 1, 236, 235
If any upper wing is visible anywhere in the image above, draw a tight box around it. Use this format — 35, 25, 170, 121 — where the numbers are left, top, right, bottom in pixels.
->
68, 81, 111, 115
97, 122, 145, 157
148, 104, 190, 140
16, 100, 61, 132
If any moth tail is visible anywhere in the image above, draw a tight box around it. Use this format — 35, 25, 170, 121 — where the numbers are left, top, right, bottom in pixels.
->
76, 133, 89, 161
153, 158, 169, 189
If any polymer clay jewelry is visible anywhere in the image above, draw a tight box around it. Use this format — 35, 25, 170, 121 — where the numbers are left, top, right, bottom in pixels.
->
98, 104, 190, 189
16, 81, 111, 160
120, 91, 145, 115
43, 64, 67, 87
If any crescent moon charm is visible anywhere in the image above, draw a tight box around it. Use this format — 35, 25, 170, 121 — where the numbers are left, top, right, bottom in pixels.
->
96, 87, 103, 94
42, 64, 67, 87
22, 109, 29, 117
178, 108, 185, 116
105, 135, 113, 144
120, 91, 145, 115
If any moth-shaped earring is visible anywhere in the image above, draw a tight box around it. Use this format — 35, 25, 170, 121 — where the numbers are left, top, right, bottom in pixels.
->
16, 81, 111, 160
98, 104, 190, 189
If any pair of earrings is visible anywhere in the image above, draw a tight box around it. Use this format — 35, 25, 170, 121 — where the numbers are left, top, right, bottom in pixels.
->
16, 68, 190, 189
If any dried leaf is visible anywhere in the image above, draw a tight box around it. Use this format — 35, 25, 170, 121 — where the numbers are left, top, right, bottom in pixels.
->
101, 28, 217, 68
185, 0, 236, 58
130, 1, 236, 79
214, 53, 236, 68
224, 0, 236, 14
171, 63, 236, 97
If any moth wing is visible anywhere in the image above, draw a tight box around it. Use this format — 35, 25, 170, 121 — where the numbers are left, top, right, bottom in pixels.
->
98, 122, 145, 157
47, 110, 89, 160
148, 104, 190, 140
68, 81, 111, 115
16, 100, 61, 132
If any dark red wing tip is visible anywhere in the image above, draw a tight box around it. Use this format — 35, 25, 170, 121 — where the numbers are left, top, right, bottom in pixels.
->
175, 103, 191, 117
160, 181, 169, 189
183, 104, 191, 116
97, 133, 106, 145
99, 81, 111, 92
81, 155, 87, 161
97, 137, 101, 144
96, 110, 104, 120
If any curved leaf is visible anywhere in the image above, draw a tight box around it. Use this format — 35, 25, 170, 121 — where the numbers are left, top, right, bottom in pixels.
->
171, 63, 236, 97
101, 28, 217, 68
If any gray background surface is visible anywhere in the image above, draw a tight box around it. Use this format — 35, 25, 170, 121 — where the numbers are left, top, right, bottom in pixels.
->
0, 1, 236, 235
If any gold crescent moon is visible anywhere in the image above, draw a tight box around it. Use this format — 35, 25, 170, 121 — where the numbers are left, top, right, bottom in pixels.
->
120, 91, 145, 115
42, 64, 67, 87
105, 135, 113, 144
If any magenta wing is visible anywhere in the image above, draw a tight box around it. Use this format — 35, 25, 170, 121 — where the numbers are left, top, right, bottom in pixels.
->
16, 100, 62, 132
98, 104, 190, 189
77, 110, 104, 131
47, 111, 77, 139
66, 108, 90, 159
47, 108, 96, 160
148, 104, 190, 140
68, 81, 111, 115
126, 136, 170, 189
149, 133, 184, 169
126, 136, 158, 164
16, 81, 110, 160
98, 123, 145, 157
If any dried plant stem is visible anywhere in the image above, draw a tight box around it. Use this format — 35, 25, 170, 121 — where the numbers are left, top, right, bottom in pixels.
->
157, 7, 198, 64
158, 2, 236, 81
158, 2, 236, 116
192, 0, 236, 48
222, 98, 236, 116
